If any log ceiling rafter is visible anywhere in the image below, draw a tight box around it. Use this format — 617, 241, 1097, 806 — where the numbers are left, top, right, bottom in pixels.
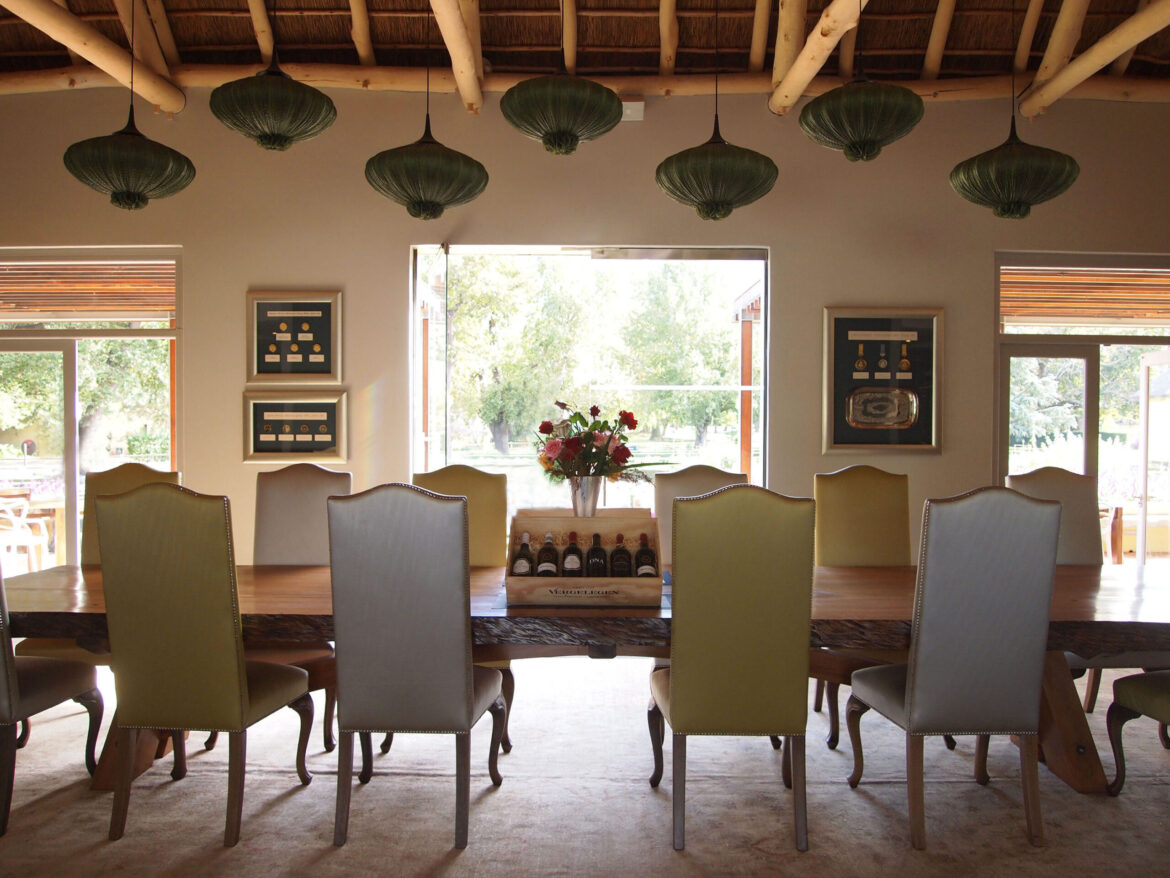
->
348, 0, 375, 67
112, 0, 169, 79
1113, 0, 1152, 75
48, 0, 79, 64
772, 0, 808, 86
838, 27, 856, 80
458, 0, 483, 80
1033, 0, 1092, 88
143, 0, 179, 67
429, 0, 483, 112
922, 0, 956, 81
659, 0, 678, 77
1015, 0, 1046, 74
562, 0, 577, 75
748, 0, 770, 72
245, 0, 274, 64
769, 0, 868, 115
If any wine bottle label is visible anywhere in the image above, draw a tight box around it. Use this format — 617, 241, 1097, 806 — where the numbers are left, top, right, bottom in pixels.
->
563, 555, 581, 570
537, 562, 557, 575
637, 565, 657, 577
512, 559, 531, 574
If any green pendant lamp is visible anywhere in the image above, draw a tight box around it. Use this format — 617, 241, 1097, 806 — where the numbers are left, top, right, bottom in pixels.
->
63, 11, 194, 209
209, 0, 336, 150
799, 79, 924, 161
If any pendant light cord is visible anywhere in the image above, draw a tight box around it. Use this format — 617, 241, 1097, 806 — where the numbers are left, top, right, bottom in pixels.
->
714, 0, 720, 118
426, 12, 431, 117
128, 2, 135, 105
856, 0, 865, 79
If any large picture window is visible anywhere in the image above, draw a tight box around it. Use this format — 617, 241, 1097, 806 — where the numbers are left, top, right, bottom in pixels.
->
413, 246, 767, 512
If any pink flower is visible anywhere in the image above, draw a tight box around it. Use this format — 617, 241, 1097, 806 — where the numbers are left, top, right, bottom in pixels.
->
618, 410, 638, 430
589, 405, 601, 418
592, 430, 611, 448
543, 438, 563, 459
612, 445, 632, 465
539, 420, 554, 435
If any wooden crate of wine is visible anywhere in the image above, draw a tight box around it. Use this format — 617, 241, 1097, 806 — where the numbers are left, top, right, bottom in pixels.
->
505, 509, 663, 606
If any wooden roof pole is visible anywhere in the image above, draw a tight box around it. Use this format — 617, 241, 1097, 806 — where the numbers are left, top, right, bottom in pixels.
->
348, 0, 376, 66
1112, 0, 1151, 75
0, 0, 185, 112
48, 0, 80, 64
921, 0, 956, 80
1020, 0, 1170, 116
458, 0, 483, 81
748, 0, 770, 72
659, 0, 678, 76
112, 0, 169, 78
769, 0, 868, 114
1014, 0, 1045, 73
1032, 0, 1091, 87
245, 0, 274, 64
143, 0, 179, 66
430, 0, 483, 112
772, 0, 808, 86
563, 0, 577, 75
838, 25, 856, 78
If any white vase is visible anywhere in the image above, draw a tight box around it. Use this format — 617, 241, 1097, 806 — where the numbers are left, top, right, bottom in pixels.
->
568, 475, 602, 517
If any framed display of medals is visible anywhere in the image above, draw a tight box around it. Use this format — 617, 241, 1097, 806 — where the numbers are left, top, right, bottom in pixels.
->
246, 290, 341, 384
244, 390, 347, 463
823, 307, 941, 452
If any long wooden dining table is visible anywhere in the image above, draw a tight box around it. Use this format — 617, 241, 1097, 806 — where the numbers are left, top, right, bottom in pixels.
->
7, 561, 1170, 795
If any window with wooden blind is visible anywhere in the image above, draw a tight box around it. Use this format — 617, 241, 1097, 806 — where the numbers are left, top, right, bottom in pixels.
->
1000, 265, 1170, 333
0, 258, 176, 325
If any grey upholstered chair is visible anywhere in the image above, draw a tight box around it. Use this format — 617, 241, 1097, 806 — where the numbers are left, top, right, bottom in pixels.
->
653, 465, 747, 568
649, 485, 814, 852
1105, 669, 1170, 795
1, 569, 103, 836
1007, 466, 1170, 713
328, 484, 506, 849
96, 483, 314, 847
845, 486, 1061, 849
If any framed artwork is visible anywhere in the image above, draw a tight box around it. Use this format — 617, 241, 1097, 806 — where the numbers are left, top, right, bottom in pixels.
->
244, 390, 347, 463
823, 307, 942, 452
246, 290, 341, 384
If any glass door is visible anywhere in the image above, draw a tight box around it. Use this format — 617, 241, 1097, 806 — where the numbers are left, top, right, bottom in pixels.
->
0, 341, 78, 571
1138, 348, 1170, 564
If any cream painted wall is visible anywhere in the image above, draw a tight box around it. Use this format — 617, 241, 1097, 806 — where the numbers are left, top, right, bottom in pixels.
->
2, 86, 1169, 561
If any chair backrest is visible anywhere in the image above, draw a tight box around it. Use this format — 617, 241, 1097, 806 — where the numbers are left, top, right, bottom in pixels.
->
905, 486, 1061, 735
96, 483, 250, 731
668, 484, 814, 735
413, 465, 507, 566
1006, 467, 1102, 565
814, 465, 911, 566
81, 463, 180, 566
0, 570, 17, 724
654, 465, 748, 566
254, 463, 352, 565
328, 484, 475, 732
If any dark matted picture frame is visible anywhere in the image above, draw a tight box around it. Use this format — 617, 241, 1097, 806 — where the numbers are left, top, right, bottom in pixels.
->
246, 290, 341, 384
823, 307, 942, 452
244, 390, 347, 463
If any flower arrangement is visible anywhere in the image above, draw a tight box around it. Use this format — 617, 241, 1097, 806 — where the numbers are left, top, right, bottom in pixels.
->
536, 401, 651, 483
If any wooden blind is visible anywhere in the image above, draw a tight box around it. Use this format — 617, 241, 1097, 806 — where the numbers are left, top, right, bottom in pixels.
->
1000, 266, 1170, 324
0, 260, 176, 320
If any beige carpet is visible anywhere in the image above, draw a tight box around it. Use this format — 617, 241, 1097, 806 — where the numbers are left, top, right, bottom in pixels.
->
1, 657, 1167, 877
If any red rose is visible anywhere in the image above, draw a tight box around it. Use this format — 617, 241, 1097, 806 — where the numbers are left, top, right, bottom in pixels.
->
589, 405, 601, 418
555, 400, 569, 410
562, 436, 583, 459
612, 445, 632, 465
618, 410, 638, 430
539, 420, 554, 435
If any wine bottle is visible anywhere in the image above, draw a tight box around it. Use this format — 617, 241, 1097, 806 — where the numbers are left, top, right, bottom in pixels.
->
586, 533, 608, 577
562, 531, 584, 577
610, 533, 633, 577
511, 531, 534, 577
536, 532, 559, 576
635, 532, 658, 578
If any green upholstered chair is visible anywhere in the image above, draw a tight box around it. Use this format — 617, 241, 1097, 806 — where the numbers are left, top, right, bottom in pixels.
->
845, 487, 1061, 849
328, 484, 506, 848
96, 483, 314, 847
810, 465, 912, 750
1, 569, 103, 836
1105, 669, 1170, 795
648, 484, 814, 851
652, 465, 747, 568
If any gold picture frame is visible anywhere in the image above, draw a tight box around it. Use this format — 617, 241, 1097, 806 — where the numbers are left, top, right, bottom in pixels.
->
244, 390, 347, 463
246, 290, 341, 384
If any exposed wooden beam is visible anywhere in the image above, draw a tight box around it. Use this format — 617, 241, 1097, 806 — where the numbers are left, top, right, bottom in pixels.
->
347, 0, 376, 66
1112, 0, 1151, 75
112, 0, 169, 78
563, 0, 577, 75
0, 0, 185, 112
748, 0, 770, 72
1033, 0, 1091, 87
430, 0, 483, 112
1020, 0, 1170, 117
773, 0, 808, 86
1014, 0, 1045, 73
922, 0, 956, 80
143, 0, 180, 66
245, 0, 274, 64
49, 0, 80, 64
659, 0, 678, 76
838, 25, 856, 79
458, 0, 483, 81
769, 0, 868, 114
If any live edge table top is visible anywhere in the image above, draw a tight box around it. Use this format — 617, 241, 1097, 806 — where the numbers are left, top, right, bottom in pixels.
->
7, 562, 1170, 660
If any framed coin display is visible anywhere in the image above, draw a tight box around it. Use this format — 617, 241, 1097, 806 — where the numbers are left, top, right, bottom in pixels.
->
244, 390, 347, 462
823, 307, 941, 452
246, 290, 341, 384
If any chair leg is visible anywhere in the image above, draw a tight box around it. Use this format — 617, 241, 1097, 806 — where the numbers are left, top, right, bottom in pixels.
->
499, 667, 515, 754
825, 682, 841, 749
1083, 667, 1102, 713
1159, 722, 1169, 750
907, 733, 926, 851
770, 735, 782, 750
781, 735, 792, 790
323, 685, 337, 753
672, 733, 687, 851
813, 678, 825, 713
647, 699, 664, 788
1106, 701, 1141, 796
288, 693, 314, 785
224, 731, 246, 847
943, 735, 957, 750
455, 732, 470, 849
359, 733, 374, 784
1019, 734, 1044, 846
790, 735, 808, 852
333, 731, 354, 846
15, 720, 29, 749
74, 687, 103, 776
170, 730, 187, 781
974, 734, 990, 785
204, 731, 218, 751
488, 695, 505, 787
1, 723, 16, 837
109, 727, 137, 841
846, 695, 869, 788
380, 732, 393, 754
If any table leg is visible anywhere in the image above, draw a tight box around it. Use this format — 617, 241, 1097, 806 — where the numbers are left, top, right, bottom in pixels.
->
90, 713, 175, 792
1037, 651, 1107, 794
